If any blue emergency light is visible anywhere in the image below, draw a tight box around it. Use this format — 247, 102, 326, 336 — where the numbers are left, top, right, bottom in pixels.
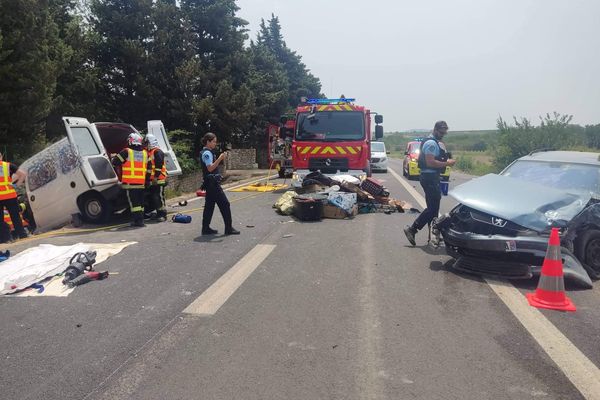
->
305, 98, 355, 105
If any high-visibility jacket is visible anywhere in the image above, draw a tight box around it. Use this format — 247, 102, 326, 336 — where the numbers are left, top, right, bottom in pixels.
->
148, 148, 167, 185
0, 161, 17, 200
121, 148, 148, 185
3, 208, 28, 231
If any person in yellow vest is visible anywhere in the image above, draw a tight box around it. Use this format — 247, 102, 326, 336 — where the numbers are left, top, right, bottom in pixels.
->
0, 151, 28, 239
144, 133, 168, 222
111, 133, 149, 227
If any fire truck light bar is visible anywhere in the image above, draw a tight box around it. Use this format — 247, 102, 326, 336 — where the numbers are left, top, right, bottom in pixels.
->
305, 98, 355, 105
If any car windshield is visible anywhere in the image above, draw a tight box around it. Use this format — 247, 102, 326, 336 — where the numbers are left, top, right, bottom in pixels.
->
296, 111, 364, 142
371, 142, 385, 152
408, 142, 420, 154
502, 160, 600, 197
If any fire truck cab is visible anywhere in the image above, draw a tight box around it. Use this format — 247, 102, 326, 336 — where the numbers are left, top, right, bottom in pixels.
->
288, 97, 383, 187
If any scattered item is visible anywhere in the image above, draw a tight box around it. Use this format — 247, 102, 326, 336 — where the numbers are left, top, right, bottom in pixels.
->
323, 204, 358, 219
29, 283, 45, 293
196, 190, 206, 197
360, 177, 389, 197
282, 234, 294, 238
2, 242, 136, 296
327, 192, 357, 214
178, 200, 188, 207
172, 213, 192, 223
293, 195, 325, 221
526, 228, 576, 312
0, 250, 9, 262
246, 225, 255, 228
331, 174, 361, 185
67, 270, 109, 288
230, 182, 288, 192
273, 191, 296, 215
62, 251, 97, 285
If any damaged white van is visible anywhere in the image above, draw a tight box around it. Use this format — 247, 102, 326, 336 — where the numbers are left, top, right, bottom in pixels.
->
21, 117, 182, 232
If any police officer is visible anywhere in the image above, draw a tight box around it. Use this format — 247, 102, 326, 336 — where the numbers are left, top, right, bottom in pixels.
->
0, 151, 28, 240
144, 133, 168, 222
200, 132, 240, 235
112, 133, 149, 227
404, 121, 456, 245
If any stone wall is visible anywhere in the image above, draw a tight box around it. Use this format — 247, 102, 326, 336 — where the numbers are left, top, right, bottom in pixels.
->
225, 148, 256, 170
166, 170, 202, 194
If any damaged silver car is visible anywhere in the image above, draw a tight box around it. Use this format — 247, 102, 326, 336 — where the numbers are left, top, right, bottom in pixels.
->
435, 151, 600, 288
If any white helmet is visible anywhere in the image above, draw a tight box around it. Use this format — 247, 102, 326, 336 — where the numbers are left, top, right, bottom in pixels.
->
144, 133, 159, 149
127, 132, 143, 146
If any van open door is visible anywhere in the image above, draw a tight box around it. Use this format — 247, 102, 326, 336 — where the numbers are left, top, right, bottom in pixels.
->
63, 117, 119, 187
147, 120, 182, 176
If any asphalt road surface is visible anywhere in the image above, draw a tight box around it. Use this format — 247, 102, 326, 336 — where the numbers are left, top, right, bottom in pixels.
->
1, 159, 599, 400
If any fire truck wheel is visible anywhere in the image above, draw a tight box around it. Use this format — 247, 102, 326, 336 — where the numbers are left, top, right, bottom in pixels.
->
78, 192, 111, 223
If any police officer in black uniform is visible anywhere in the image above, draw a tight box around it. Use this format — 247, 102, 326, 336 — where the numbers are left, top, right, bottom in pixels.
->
200, 132, 240, 235
404, 121, 456, 245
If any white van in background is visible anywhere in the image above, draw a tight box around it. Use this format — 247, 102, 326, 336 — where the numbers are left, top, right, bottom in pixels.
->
370, 141, 389, 172
21, 117, 182, 232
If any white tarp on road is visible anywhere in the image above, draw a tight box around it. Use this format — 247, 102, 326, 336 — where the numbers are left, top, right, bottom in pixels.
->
0, 242, 136, 296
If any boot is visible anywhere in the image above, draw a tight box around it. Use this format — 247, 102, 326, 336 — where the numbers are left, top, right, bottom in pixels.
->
404, 225, 417, 246
224, 227, 240, 235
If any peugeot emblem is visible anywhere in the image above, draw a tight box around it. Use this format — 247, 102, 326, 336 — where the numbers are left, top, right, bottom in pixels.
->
325, 158, 332, 167
492, 217, 507, 227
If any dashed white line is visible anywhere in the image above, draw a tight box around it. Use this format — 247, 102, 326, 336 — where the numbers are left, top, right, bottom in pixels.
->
183, 244, 276, 316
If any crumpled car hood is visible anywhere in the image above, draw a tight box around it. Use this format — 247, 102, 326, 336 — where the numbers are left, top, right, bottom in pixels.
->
449, 174, 590, 232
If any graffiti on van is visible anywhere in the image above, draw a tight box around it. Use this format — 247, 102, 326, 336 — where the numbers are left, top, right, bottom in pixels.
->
26, 140, 81, 192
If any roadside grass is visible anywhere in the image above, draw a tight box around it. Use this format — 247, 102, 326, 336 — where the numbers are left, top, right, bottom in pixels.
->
164, 187, 182, 200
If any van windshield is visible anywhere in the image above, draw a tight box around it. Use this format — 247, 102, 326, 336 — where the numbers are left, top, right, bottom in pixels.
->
296, 111, 364, 142
371, 142, 385, 152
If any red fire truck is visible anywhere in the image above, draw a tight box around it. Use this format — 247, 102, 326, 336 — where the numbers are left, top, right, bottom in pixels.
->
283, 97, 383, 186
267, 113, 295, 178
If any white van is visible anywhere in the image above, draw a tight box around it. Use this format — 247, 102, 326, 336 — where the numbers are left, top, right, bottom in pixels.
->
370, 141, 389, 172
21, 117, 182, 232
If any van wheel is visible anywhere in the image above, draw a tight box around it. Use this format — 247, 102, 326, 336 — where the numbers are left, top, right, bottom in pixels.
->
576, 229, 600, 279
79, 192, 111, 223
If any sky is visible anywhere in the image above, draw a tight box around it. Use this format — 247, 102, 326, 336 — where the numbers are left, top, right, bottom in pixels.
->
236, 0, 600, 132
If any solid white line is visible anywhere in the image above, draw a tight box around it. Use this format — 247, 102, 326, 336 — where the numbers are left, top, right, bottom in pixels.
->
183, 244, 276, 316
388, 167, 426, 209
390, 165, 600, 399
486, 278, 600, 400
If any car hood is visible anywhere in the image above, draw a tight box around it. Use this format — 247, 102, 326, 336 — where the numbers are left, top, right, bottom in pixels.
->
450, 174, 590, 232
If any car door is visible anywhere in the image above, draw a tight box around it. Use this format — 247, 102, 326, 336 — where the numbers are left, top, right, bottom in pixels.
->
63, 117, 119, 188
147, 120, 182, 176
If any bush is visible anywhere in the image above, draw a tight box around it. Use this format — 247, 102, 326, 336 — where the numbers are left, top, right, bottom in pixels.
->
168, 129, 199, 175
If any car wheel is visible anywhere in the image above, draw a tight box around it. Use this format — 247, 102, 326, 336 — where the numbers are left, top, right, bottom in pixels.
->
78, 192, 111, 223
576, 229, 600, 279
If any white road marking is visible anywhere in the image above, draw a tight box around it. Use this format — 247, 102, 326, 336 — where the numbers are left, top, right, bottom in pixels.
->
388, 167, 426, 209
183, 244, 276, 316
486, 279, 600, 400
389, 166, 600, 400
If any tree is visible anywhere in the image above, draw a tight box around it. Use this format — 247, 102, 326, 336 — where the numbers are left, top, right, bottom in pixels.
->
90, 0, 154, 126
256, 14, 321, 107
0, 0, 69, 160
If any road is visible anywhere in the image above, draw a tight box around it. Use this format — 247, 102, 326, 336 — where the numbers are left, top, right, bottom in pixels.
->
1, 158, 599, 400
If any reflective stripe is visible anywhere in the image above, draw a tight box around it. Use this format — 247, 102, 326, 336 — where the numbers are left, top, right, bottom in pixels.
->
546, 245, 561, 261
148, 148, 167, 184
0, 161, 17, 200
4, 210, 13, 229
311, 146, 321, 154
121, 149, 147, 185
537, 274, 566, 293
335, 146, 347, 155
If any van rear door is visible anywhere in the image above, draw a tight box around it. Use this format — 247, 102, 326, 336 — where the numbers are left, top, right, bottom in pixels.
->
63, 117, 119, 187
147, 120, 182, 176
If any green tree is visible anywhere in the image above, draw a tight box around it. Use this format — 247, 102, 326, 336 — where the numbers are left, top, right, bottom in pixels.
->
90, 0, 154, 126
256, 15, 321, 107
0, 0, 69, 160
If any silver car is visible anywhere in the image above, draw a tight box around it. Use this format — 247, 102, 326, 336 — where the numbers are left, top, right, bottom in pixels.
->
436, 151, 600, 288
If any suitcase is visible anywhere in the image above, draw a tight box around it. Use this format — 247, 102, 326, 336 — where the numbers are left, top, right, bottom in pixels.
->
360, 177, 389, 197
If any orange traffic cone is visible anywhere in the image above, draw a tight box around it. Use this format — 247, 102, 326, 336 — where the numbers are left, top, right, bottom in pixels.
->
526, 227, 576, 312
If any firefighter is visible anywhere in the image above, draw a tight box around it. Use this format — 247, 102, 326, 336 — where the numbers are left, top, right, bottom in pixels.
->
144, 133, 168, 222
0, 151, 28, 240
112, 133, 149, 227
200, 132, 240, 235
